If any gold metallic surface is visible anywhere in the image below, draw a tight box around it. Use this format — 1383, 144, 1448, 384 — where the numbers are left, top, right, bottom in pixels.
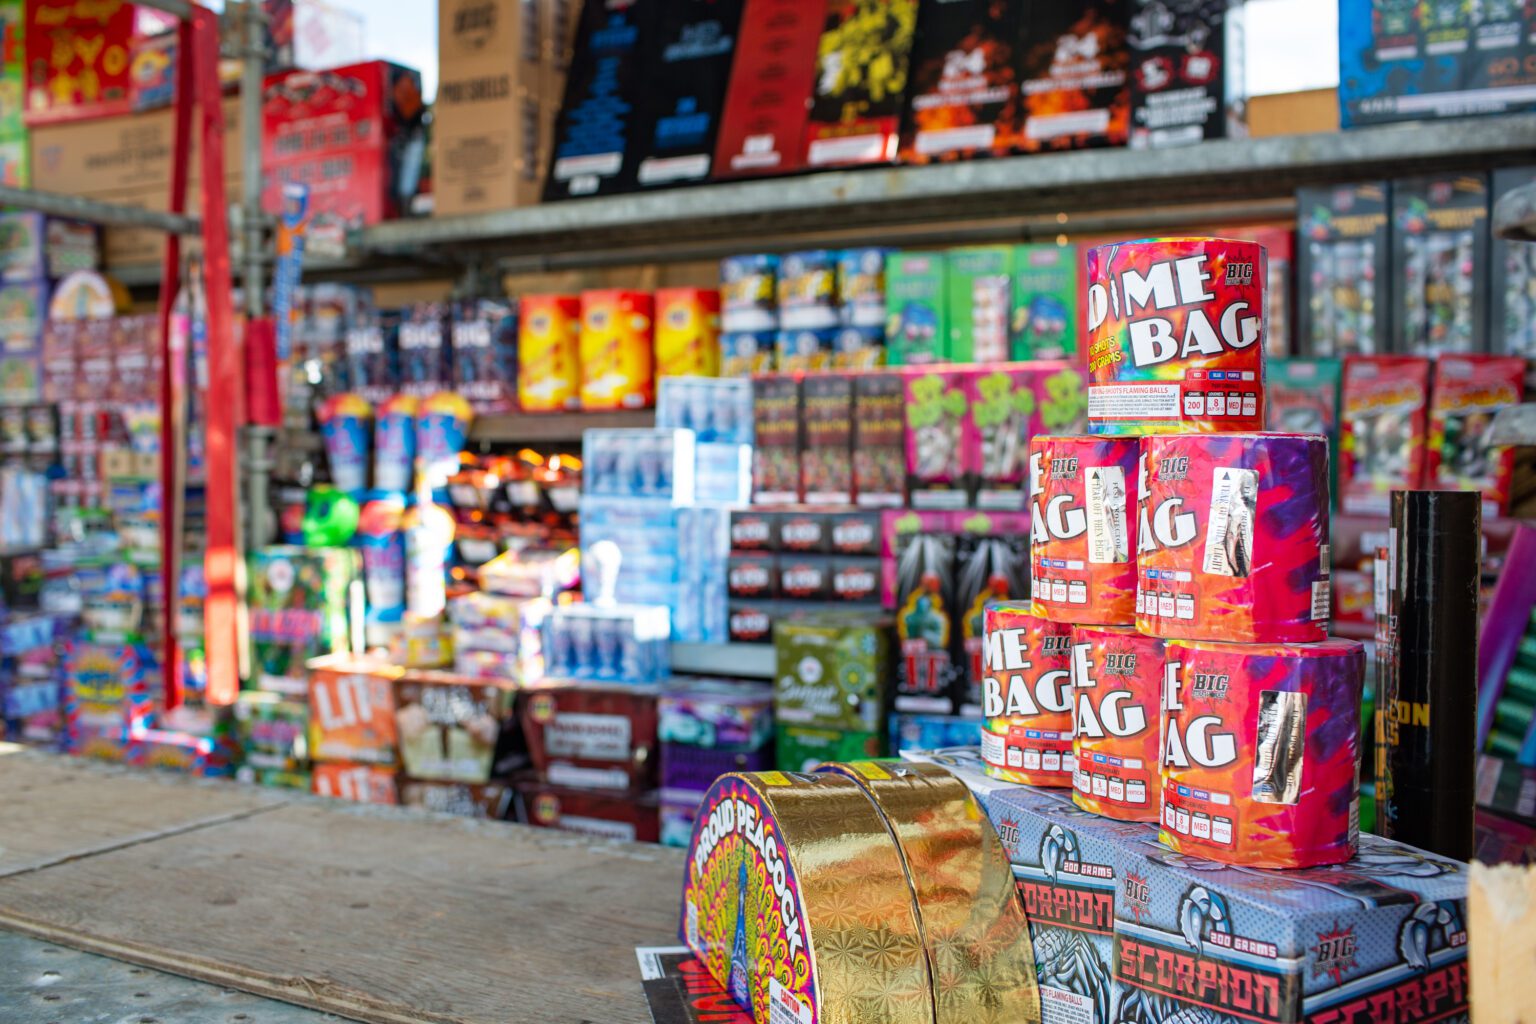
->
742, 772, 935, 1024
825, 762, 1042, 1024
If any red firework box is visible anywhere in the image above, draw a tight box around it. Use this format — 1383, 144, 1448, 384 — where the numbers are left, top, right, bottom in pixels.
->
711, 0, 825, 181
1085, 237, 1267, 435
312, 762, 400, 805
1339, 355, 1432, 516
1029, 435, 1140, 625
1427, 354, 1529, 518
1160, 637, 1365, 869
980, 601, 1075, 786
1137, 433, 1331, 645
519, 680, 661, 793
1071, 625, 1164, 822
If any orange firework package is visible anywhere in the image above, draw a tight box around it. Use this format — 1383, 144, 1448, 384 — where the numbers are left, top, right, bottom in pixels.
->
1029, 435, 1140, 625
1137, 432, 1331, 645
653, 288, 722, 378
1085, 237, 1267, 435
1070, 624, 1164, 822
1338, 354, 1432, 515
517, 294, 581, 412
980, 602, 1074, 786
1427, 354, 1529, 517
580, 290, 655, 410
1160, 637, 1365, 869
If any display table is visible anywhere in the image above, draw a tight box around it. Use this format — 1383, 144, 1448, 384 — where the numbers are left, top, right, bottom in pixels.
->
0, 748, 683, 1024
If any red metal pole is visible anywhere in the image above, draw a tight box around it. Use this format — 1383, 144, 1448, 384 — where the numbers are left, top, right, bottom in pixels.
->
192, 5, 243, 708
155, 15, 196, 713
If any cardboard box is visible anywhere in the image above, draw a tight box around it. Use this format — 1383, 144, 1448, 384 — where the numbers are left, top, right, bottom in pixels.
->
312, 761, 399, 804
545, 0, 656, 199
1296, 183, 1392, 357
1014, 0, 1131, 153
309, 663, 399, 765
517, 293, 581, 412
632, 0, 744, 188
751, 374, 802, 504
262, 61, 426, 234
1128, 0, 1246, 148
1391, 173, 1490, 356
804, 0, 919, 167
775, 723, 881, 772
433, 0, 554, 216
515, 778, 660, 842
400, 779, 512, 819
712, 0, 823, 180
653, 288, 721, 378
247, 547, 358, 697
899, 0, 1026, 162
800, 373, 853, 505
1268, 357, 1343, 502
519, 680, 661, 792
893, 523, 959, 713
1427, 354, 1529, 517
905, 367, 971, 509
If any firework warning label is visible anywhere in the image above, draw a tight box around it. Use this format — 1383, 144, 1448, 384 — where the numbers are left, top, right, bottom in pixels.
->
1039, 985, 1093, 1024
1088, 383, 1182, 421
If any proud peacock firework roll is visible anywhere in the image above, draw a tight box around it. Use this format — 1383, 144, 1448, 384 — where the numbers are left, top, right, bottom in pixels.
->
1085, 237, 1267, 435
1137, 432, 1331, 644
1160, 637, 1365, 869
1070, 625, 1164, 822
1030, 435, 1140, 625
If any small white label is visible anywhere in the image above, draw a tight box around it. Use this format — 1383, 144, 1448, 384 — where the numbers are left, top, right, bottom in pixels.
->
769, 977, 813, 1024
808, 133, 886, 165
1312, 581, 1332, 621
917, 123, 996, 154
1086, 465, 1129, 564
1089, 383, 1181, 421
1203, 467, 1258, 578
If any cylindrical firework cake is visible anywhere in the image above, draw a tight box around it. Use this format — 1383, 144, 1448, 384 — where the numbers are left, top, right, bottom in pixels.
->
1137, 432, 1330, 644
1070, 625, 1165, 822
980, 602, 1074, 786
820, 761, 1038, 1024
1160, 638, 1365, 869
1029, 435, 1140, 625
681, 772, 932, 1024
1086, 237, 1267, 435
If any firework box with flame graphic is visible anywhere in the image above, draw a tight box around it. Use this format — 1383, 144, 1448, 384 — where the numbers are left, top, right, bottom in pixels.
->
1013, 0, 1131, 154
1338, 355, 1432, 516
1426, 354, 1529, 518
899, 0, 1026, 163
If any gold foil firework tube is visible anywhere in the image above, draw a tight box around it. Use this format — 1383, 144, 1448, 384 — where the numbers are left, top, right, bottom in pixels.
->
1070, 625, 1165, 822
981, 602, 1075, 786
822, 761, 1040, 1024
681, 772, 934, 1024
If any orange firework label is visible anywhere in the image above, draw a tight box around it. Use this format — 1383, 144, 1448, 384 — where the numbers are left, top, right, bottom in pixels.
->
1029, 434, 1140, 625
981, 601, 1075, 786
1071, 625, 1164, 822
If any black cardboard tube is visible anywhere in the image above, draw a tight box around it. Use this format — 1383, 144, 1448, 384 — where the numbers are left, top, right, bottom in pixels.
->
1382, 489, 1481, 861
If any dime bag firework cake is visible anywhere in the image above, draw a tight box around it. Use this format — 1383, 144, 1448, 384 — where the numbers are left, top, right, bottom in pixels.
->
1085, 238, 1266, 435
681, 772, 932, 1024
1137, 433, 1331, 645
1030, 435, 1139, 625
820, 761, 1039, 1024
1160, 638, 1365, 869
981, 602, 1074, 786
1071, 625, 1163, 822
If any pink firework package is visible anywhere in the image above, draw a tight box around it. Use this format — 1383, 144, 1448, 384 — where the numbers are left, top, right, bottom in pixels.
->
1071, 624, 1164, 822
1029, 435, 1140, 625
1161, 637, 1365, 869
981, 601, 1075, 787
1137, 432, 1331, 644
1085, 237, 1267, 435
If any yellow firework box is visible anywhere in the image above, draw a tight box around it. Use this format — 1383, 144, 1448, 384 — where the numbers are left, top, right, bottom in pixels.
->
681, 771, 933, 1024
819, 761, 1040, 1024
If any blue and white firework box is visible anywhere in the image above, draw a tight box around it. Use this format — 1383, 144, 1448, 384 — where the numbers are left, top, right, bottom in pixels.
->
1109, 830, 1468, 1024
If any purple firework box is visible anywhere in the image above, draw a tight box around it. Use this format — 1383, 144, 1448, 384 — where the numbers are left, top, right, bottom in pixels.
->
1477, 523, 1536, 752
905, 747, 1470, 1024
658, 678, 773, 798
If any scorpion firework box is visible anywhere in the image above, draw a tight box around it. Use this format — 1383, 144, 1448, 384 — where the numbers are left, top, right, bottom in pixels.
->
1071, 625, 1164, 823
979, 782, 1155, 1024
1338, 355, 1432, 516
1426, 354, 1529, 518
981, 602, 1075, 787
1136, 433, 1331, 645
681, 772, 933, 1024
1030, 435, 1140, 626
804, 0, 920, 168
1159, 638, 1366, 870
1086, 238, 1267, 435
1014, 0, 1131, 153
820, 761, 1041, 1024
899, 0, 1027, 163
1109, 830, 1468, 1024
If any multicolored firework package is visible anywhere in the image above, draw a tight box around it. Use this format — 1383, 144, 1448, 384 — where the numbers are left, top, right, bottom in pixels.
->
898, 0, 1025, 163
980, 602, 1075, 786
1339, 355, 1432, 515
804, 0, 919, 168
1030, 435, 1140, 626
1137, 433, 1331, 644
1086, 237, 1267, 435
1160, 637, 1365, 869
1427, 354, 1529, 517
1071, 624, 1164, 822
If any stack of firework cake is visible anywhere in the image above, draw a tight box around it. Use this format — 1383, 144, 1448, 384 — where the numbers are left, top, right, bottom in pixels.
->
984, 236, 1367, 871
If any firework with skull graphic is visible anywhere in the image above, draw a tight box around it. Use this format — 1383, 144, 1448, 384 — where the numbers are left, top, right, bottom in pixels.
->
1138, 432, 1330, 644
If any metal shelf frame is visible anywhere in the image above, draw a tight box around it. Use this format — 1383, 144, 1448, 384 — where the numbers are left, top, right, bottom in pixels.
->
671, 643, 775, 680
357, 115, 1536, 271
